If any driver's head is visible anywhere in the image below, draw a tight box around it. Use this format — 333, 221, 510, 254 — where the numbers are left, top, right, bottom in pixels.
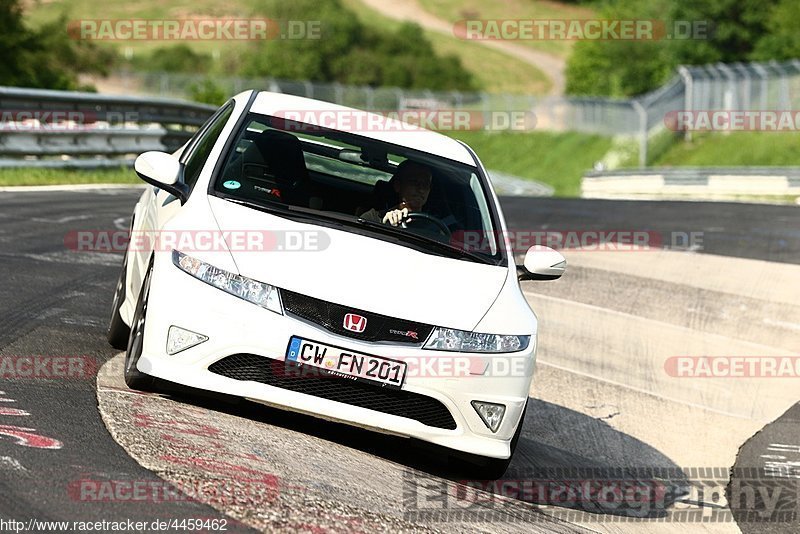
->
392, 160, 432, 211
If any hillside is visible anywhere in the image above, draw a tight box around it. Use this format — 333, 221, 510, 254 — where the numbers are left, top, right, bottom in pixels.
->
24, 0, 574, 94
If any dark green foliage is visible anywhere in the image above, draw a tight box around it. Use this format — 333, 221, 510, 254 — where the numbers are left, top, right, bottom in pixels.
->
134, 44, 212, 74
749, 0, 800, 61
188, 78, 227, 105
566, 0, 797, 97
669, 0, 773, 64
566, 0, 673, 97
239, 0, 476, 90
0, 0, 115, 90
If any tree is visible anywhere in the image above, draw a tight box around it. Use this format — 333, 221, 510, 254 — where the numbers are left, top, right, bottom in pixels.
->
669, 0, 775, 65
566, 0, 673, 97
750, 0, 800, 60
135, 44, 212, 74
565, 0, 782, 97
188, 79, 227, 105
0, 0, 115, 89
239, 0, 475, 90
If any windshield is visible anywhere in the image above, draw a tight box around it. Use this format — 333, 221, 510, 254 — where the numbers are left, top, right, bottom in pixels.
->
211, 113, 504, 264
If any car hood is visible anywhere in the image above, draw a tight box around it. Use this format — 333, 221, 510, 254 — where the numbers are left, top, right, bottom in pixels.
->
207, 196, 508, 331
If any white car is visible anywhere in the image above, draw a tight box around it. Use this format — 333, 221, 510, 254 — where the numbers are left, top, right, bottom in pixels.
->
107, 90, 565, 478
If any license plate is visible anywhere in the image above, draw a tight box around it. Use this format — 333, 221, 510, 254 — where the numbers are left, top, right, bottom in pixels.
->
285, 336, 407, 389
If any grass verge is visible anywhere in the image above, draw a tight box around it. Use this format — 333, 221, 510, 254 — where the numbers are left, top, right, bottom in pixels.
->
27, 0, 551, 95
0, 167, 139, 186
417, 0, 596, 58
651, 132, 800, 167
341, 0, 550, 94
0, 131, 611, 197
449, 130, 612, 196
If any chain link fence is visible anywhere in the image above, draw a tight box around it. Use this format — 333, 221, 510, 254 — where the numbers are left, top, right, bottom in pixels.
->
107, 61, 800, 167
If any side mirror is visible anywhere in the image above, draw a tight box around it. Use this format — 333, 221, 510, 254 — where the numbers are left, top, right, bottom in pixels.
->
134, 151, 189, 204
517, 245, 566, 281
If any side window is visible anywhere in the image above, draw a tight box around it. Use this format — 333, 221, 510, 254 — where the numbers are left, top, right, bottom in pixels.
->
182, 103, 235, 190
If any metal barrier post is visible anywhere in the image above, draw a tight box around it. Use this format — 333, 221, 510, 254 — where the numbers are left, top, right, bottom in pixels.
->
770, 61, 790, 110
632, 100, 647, 168
678, 66, 693, 141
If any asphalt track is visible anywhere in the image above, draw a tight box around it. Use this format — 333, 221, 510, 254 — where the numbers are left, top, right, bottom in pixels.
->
499, 197, 800, 265
0, 187, 796, 533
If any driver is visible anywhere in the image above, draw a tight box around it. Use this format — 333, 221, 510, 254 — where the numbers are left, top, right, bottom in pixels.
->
360, 160, 432, 226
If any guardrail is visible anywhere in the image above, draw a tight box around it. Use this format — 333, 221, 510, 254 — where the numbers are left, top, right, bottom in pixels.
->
0, 86, 215, 166
0, 86, 552, 197
582, 168, 800, 201
113, 59, 800, 168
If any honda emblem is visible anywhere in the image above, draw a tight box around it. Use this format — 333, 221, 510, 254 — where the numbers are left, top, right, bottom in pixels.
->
343, 313, 367, 333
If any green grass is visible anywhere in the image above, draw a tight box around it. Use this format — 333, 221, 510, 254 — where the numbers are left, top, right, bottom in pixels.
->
0, 132, 611, 197
449, 130, 613, 196
418, 0, 596, 58
341, 0, 550, 94
0, 167, 139, 186
423, 28, 550, 94
12, 133, 798, 193
651, 132, 800, 167
25, 0, 249, 55
26, 0, 551, 94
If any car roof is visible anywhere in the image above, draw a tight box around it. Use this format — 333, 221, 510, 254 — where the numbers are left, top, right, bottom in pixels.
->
249, 91, 477, 166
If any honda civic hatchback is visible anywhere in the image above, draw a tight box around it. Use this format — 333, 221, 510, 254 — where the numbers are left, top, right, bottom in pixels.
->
107, 90, 566, 478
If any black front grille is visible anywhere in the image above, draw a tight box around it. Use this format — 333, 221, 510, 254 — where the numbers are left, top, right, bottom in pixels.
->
208, 354, 457, 430
281, 289, 433, 344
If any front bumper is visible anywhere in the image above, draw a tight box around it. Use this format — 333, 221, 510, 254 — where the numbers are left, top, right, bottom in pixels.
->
137, 254, 536, 459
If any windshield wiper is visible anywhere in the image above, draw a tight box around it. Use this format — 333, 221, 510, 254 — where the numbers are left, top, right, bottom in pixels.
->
223, 197, 289, 214
224, 197, 362, 226
354, 217, 495, 265
222, 197, 348, 226
221, 197, 496, 265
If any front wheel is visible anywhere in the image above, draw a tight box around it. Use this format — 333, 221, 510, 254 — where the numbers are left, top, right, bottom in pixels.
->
107, 252, 131, 349
124, 260, 159, 392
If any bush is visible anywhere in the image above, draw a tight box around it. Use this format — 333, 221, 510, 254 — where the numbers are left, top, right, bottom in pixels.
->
670, 0, 773, 65
238, 0, 476, 91
565, 0, 673, 97
750, 0, 800, 60
132, 44, 213, 74
0, 1, 115, 90
188, 79, 227, 105
565, 0, 789, 97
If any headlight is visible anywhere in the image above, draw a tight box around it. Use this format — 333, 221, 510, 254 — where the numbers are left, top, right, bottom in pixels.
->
423, 328, 530, 353
172, 250, 282, 314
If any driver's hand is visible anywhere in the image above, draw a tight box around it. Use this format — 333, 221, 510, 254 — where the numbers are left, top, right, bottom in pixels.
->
382, 207, 409, 226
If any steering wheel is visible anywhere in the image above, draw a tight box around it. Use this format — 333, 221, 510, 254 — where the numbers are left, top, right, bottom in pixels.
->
401, 212, 451, 239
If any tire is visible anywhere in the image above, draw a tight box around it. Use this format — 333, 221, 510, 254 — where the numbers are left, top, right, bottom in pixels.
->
453, 401, 528, 480
124, 260, 159, 392
107, 251, 131, 349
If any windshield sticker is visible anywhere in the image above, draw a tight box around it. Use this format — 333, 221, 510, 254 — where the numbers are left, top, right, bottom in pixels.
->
223, 180, 241, 190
